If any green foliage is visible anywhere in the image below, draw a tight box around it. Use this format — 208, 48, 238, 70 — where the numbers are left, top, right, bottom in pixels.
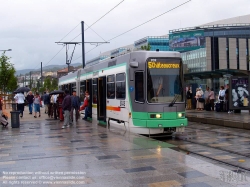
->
0, 53, 18, 93
51, 78, 58, 91
141, 44, 151, 51
43, 77, 52, 91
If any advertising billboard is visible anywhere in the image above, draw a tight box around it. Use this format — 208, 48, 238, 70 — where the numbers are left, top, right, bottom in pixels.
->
229, 76, 250, 110
169, 30, 205, 52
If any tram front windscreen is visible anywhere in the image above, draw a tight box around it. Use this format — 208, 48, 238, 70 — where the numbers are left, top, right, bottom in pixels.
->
147, 58, 183, 103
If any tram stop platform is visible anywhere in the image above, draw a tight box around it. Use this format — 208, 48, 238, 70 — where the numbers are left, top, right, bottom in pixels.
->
186, 110, 250, 130
0, 107, 249, 187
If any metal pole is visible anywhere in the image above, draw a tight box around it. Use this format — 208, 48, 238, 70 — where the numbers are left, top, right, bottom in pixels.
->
41, 62, 42, 87
81, 21, 85, 68
23, 77, 24, 87
24, 75, 26, 86
212, 25, 215, 91
30, 71, 31, 88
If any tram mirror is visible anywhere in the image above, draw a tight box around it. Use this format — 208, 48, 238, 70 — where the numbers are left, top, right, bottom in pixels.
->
130, 61, 139, 68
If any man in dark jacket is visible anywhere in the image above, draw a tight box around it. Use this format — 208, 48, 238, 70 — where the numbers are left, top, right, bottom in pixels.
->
61, 89, 71, 129
26, 91, 34, 114
42, 91, 50, 114
70, 90, 81, 122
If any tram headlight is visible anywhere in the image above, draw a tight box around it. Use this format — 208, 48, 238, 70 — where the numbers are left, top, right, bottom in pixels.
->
178, 113, 185, 118
156, 114, 161, 118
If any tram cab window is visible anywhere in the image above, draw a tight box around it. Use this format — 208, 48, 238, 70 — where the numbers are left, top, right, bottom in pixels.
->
147, 59, 183, 103
92, 79, 98, 104
80, 81, 86, 102
107, 75, 115, 99
135, 72, 144, 103
116, 73, 126, 99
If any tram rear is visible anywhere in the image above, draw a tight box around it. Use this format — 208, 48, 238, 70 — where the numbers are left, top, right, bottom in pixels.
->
128, 51, 187, 134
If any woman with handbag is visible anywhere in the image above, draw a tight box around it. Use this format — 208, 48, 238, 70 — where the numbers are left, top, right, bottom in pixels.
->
33, 92, 41, 118
195, 88, 204, 110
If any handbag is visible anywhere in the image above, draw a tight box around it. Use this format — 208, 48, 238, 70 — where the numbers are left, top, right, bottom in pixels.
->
198, 98, 205, 102
219, 96, 224, 100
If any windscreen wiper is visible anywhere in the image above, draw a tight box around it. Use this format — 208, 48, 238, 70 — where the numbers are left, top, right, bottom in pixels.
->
169, 94, 179, 107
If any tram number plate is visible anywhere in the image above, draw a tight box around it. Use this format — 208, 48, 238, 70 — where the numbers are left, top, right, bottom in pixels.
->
120, 101, 125, 108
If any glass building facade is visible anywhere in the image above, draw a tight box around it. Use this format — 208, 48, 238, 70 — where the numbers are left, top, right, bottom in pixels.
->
134, 36, 169, 51
181, 48, 207, 73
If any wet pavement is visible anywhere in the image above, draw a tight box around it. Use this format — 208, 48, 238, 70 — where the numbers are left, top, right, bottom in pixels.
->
0, 107, 249, 186
186, 109, 250, 129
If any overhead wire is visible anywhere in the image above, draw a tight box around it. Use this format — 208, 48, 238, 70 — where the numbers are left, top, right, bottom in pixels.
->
70, 0, 125, 42
72, 0, 191, 62
59, 23, 81, 42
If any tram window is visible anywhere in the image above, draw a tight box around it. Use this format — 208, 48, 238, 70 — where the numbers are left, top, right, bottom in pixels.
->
116, 73, 126, 99
92, 78, 98, 104
135, 71, 144, 103
80, 81, 86, 101
107, 75, 115, 99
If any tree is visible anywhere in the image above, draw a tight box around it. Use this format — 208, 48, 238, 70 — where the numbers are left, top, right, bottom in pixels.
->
0, 53, 18, 93
43, 77, 52, 91
51, 78, 58, 91
141, 44, 151, 51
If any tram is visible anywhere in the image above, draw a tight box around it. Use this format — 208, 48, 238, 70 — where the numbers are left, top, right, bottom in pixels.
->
58, 51, 187, 135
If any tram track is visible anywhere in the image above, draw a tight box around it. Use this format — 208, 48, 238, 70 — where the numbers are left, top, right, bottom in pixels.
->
150, 124, 250, 173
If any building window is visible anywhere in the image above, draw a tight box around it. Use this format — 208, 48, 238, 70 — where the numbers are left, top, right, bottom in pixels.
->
135, 71, 144, 103
107, 75, 115, 99
116, 73, 126, 99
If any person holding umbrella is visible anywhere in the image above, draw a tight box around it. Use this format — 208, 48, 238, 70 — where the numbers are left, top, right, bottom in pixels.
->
14, 92, 25, 118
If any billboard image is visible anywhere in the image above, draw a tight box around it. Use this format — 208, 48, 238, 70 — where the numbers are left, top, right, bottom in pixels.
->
169, 30, 205, 52
229, 76, 250, 110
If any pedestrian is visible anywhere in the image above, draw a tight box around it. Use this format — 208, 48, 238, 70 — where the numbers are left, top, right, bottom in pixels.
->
195, 88, 204, 110
43, 91, 50, 114
71, 90, 81, 122
62, 89, 71, 129
218, 86, 225, 111
57, 93, 64, 121
51, 94, 58, 119
204, 87, 210, 104
26, 91, 34, 114
82, 91, 90, 120
186, 87, 192, 110
33, 92, 41, 118
14, 92, 25, 118
48, 95, 53, 118
208, 88, 215, 111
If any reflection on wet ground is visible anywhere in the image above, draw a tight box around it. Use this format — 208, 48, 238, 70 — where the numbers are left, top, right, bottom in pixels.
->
161, 122, 250, 175
0, 108, 249, 186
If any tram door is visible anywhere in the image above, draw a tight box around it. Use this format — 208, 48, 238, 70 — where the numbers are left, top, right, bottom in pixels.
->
86, 79, 92, 118
97, 76, 106, 121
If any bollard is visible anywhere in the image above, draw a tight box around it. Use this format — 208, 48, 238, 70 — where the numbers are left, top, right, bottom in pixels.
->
11, 103, 17, 111
10, 111, 20, 128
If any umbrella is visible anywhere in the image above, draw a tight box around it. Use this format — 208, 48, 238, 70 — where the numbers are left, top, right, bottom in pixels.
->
49, 90, 64, 95
15, 87, 30, 93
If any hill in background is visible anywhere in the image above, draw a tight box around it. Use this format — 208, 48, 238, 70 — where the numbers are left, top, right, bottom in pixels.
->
15, 63, 82, 75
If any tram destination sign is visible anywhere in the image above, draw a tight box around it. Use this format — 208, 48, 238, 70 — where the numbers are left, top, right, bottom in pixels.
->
148, 62, 180, 69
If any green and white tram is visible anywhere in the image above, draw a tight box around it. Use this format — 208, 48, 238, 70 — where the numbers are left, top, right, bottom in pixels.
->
59, 51, 187, 134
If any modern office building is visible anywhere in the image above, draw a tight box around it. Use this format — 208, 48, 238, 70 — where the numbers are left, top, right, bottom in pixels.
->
169, 14, 250, 91
134, 36, 169, 51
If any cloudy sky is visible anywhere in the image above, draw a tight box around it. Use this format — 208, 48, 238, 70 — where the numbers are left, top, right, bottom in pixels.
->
0, 0, 249, 70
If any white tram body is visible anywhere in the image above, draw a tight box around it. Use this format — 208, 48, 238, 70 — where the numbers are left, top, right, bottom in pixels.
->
59, 51, 187, 135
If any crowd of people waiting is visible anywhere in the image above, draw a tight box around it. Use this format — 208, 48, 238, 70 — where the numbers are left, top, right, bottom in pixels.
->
13, 89, 91, 128
186, 84, 232, 113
